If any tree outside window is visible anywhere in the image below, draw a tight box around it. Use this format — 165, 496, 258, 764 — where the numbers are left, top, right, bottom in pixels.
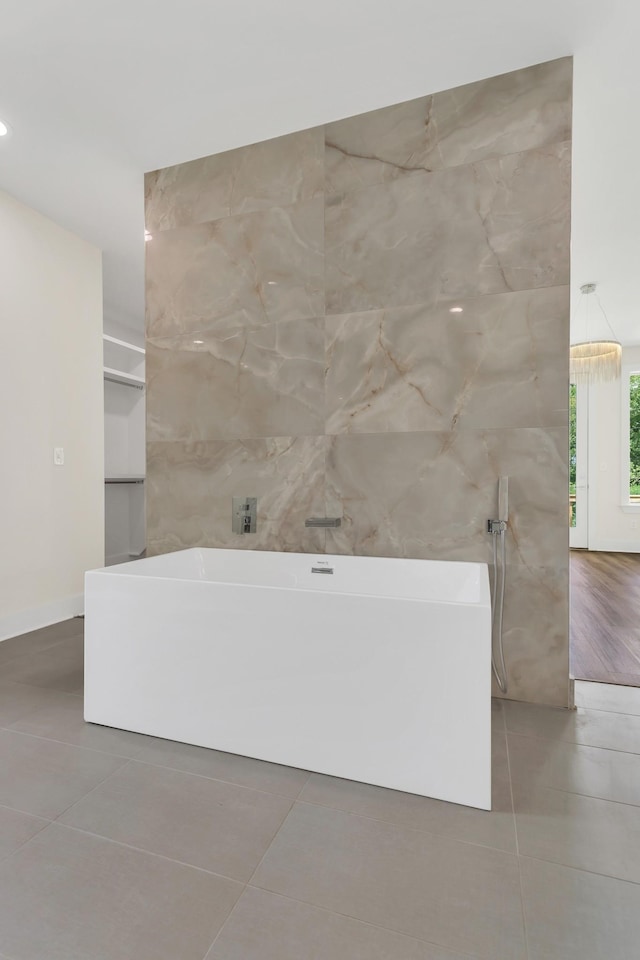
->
631, 374, 640, 500
569, 384, 576, 526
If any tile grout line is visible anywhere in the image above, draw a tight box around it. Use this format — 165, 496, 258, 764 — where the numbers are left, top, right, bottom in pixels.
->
40, 819, 247, 884
521, 783, 640, 814
244, 796, 301, 889
0, 646, 84, 674
505, 726, 640, 758
0, 724, 310, 802
250, 885, 485, 960
0, 726, 141, 763
49, 758, 136, 825
516, 851, 640, 888
247, 875, 489, 960
573, 702, 640, 718
0, 813, 51, 872
289, 794, 515, 855
0, 627, 84, 663
573, 681, 640, 715
124, 755, 311, 802
0, 753, 130, 826
504, 712, 530, 960
199, 882, 249, 960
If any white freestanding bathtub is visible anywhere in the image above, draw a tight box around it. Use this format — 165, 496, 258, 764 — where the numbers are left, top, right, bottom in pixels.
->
85, 548, 492, 809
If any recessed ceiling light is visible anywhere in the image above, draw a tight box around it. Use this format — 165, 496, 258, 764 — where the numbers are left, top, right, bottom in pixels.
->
0, 119, 11, 137
449, 306, 463, 313
193, 340, 204, 345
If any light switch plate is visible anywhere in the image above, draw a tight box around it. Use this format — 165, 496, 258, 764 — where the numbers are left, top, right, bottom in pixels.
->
54, 447, 64, 465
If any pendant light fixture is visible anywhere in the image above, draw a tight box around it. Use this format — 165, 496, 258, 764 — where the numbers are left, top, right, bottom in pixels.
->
570, 283, 621, 383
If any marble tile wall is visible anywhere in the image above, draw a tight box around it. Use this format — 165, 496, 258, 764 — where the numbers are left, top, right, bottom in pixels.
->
145, 57, 572, 706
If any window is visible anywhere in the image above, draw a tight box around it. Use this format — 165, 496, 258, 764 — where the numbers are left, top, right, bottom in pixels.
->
569, 383, 577, 526
630, 373, 640, 502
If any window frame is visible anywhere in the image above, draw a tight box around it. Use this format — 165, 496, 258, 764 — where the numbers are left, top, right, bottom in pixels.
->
620, 361, 640, 511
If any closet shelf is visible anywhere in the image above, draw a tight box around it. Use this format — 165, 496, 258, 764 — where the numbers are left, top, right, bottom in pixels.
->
103, 366, 145, 389
103, 334, 145, 355
105, 475, 145, 484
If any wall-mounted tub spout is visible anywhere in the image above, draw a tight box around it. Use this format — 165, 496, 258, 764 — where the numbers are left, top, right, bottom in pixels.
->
305, 517, 342, 528
487, 476, 509, 694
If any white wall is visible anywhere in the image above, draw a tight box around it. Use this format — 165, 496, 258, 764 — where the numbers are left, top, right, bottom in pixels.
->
572, 6, 640, 347
0, 188, 104, 639
571, 6, 640, 553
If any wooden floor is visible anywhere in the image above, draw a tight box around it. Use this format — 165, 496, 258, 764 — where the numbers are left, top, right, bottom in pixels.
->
570, 550, 640, 687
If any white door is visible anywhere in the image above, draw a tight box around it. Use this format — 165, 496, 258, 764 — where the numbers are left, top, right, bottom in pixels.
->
570, 381, 588, 548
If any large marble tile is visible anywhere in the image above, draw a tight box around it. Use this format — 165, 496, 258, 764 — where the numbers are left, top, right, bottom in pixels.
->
325, 141, 570, 315
325, 58, 572, 193
146, 127, 324, 232
146, 197, 324, 338
207, 886, 475, 960
146, 437, 326, 555
0, 823, 242, 960
521, 857, 640, 960
325, 287, 569, 434
147, 317, 324, 441
252, 802, 526, 958
498, 564, 569, 707
324, 428, 568, 570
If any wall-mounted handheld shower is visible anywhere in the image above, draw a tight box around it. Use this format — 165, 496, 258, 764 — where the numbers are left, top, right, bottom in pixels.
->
487, 476, 509, 694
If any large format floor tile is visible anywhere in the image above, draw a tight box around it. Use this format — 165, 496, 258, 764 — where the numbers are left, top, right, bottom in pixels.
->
0, 823, 242, 960
507, 730, 640, 806
2, 621, 640, 958
206, 886, 476, 960
132, 734, 310, 797
521, 857, 640, 960
0, 681, 70, 727
0, 729, 126, 819
252, 802, 526, 959
299, 725, 515, 853
574, 679, 640, 717
60, 760, 293, 880
9, 690, 149, 758
504, 698, 640, 754
0, 635, 84, 693
0, 617, 83, 665
0, 805, 47, 863
513, 782, 640, 883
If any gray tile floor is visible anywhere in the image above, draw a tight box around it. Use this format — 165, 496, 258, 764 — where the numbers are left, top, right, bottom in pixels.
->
0, 620, 638, 959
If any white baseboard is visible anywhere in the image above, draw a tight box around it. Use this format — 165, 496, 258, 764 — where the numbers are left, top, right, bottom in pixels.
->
587, 539, 640, 553
0, 593, 84, 642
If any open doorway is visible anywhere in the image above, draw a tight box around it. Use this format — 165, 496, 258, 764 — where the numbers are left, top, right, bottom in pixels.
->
570, 371, 640, 687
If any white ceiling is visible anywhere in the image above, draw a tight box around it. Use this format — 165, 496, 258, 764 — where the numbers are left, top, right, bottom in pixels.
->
0, 0, 624, 336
